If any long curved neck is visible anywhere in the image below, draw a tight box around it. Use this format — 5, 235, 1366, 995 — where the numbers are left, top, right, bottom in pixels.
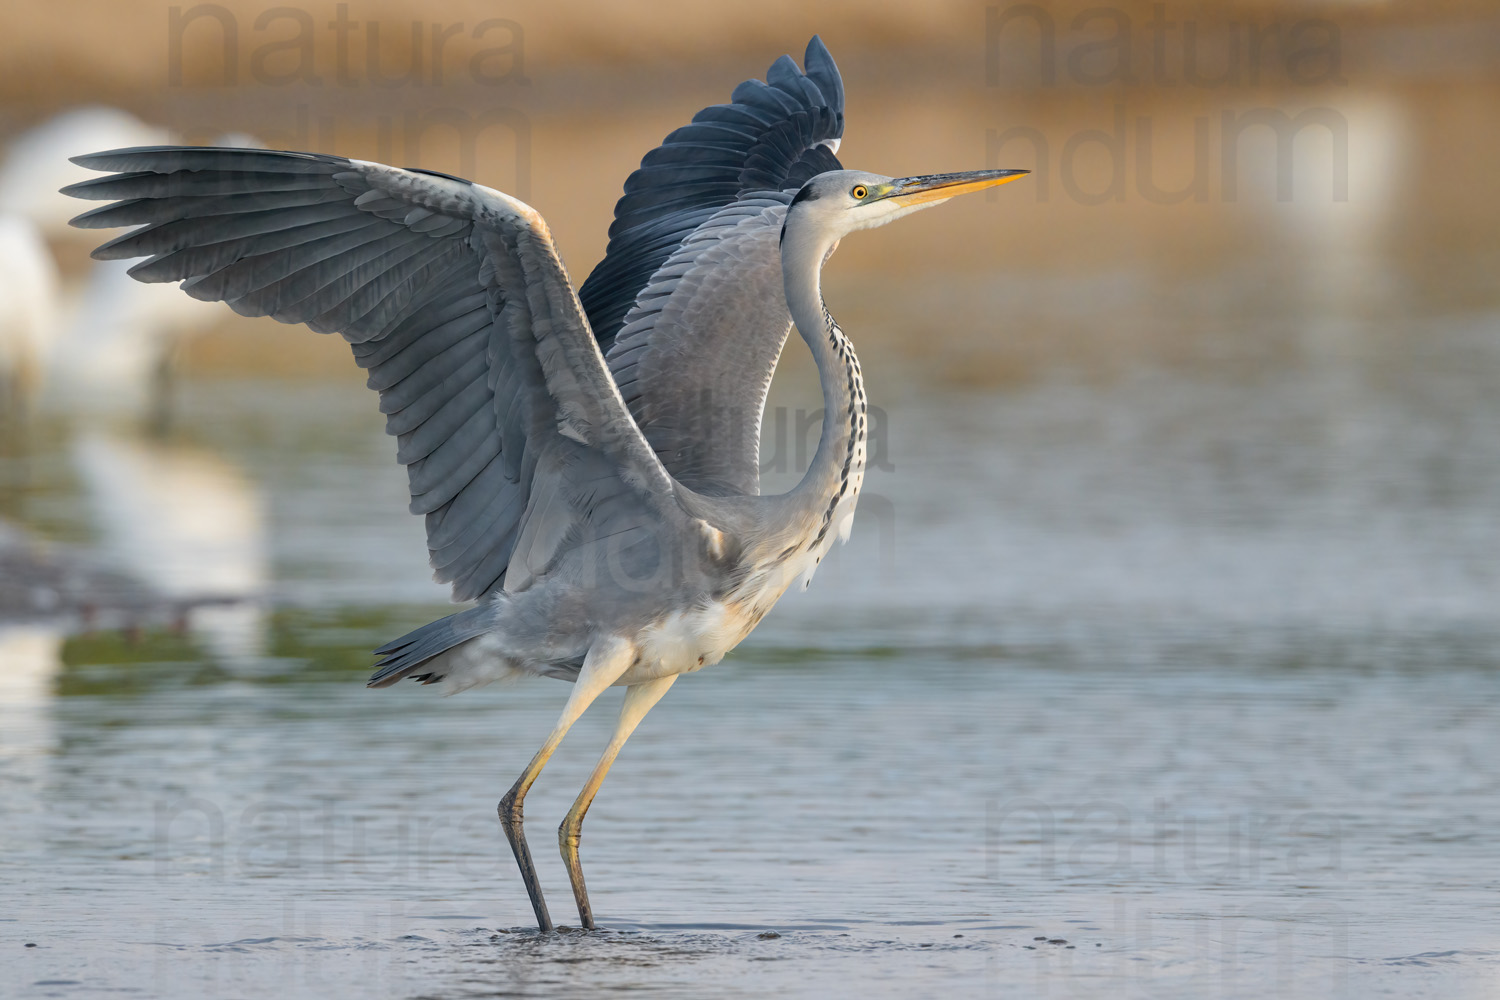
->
780, 230, 868, 545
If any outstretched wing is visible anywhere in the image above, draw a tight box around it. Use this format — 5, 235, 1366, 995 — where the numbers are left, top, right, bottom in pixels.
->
579, 35, 843, 355
64, 147, 682, 602
580, 36, 846, 498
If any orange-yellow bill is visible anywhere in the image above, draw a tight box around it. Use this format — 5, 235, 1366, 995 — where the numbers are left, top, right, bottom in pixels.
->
882, 169, 1030, 207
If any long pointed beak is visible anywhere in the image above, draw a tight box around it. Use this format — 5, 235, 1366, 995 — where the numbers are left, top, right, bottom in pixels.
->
880, 169, 1029, 207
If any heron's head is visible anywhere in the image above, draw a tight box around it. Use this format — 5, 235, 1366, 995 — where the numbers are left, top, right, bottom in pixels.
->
781, 168, 1029, 258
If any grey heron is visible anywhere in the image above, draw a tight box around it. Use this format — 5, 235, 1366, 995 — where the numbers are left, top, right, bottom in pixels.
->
62, 36, 1027, 932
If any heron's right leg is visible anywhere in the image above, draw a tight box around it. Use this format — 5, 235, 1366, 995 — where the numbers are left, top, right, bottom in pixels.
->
560, 674, 677, 929
499, 637, 635, 933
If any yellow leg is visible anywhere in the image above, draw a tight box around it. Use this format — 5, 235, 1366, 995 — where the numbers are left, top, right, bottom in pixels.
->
498, 637, 636, 932
560, 673, 677, 929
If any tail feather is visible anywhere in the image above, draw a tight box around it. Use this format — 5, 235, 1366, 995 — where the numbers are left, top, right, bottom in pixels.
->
367, 605, 495, 688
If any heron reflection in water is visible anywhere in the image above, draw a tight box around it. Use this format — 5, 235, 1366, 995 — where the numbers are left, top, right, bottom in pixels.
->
64, 37, 1027, 930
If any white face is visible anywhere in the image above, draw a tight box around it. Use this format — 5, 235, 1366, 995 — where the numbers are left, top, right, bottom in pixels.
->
782, 168, 1028, 258
792, 170, 935, 238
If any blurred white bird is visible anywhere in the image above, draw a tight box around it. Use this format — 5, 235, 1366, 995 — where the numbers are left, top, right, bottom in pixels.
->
48, 257, 225, 417
72, 431, 269, 662
1, 111, 267, 671
1, 106, 240, 418
0, 106, 171, 240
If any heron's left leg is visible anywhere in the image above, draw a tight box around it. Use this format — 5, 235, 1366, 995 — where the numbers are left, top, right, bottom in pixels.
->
559, 673, 677, 929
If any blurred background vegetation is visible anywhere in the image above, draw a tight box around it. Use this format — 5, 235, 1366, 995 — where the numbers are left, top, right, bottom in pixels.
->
4, 0, 1497, 383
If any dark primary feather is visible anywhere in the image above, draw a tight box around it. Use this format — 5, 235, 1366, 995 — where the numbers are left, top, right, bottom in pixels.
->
579, 37, 846, 497
577, 35, 845, 356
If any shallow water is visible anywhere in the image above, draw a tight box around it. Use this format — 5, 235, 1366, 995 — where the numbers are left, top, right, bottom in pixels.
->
4, 311, 1500, 997
4, 9, 1500, 992
8, 650, 1499, 999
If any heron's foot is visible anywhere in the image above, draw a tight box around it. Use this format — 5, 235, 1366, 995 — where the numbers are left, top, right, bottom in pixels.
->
559, 817, 596, 930
499, 786, 554, 932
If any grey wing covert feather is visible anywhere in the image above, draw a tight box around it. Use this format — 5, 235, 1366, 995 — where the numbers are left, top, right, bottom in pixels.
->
64, 147, 680, 602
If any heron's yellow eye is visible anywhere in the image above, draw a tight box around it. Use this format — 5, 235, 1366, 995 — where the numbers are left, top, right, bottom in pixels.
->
851, 185, 868, 200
